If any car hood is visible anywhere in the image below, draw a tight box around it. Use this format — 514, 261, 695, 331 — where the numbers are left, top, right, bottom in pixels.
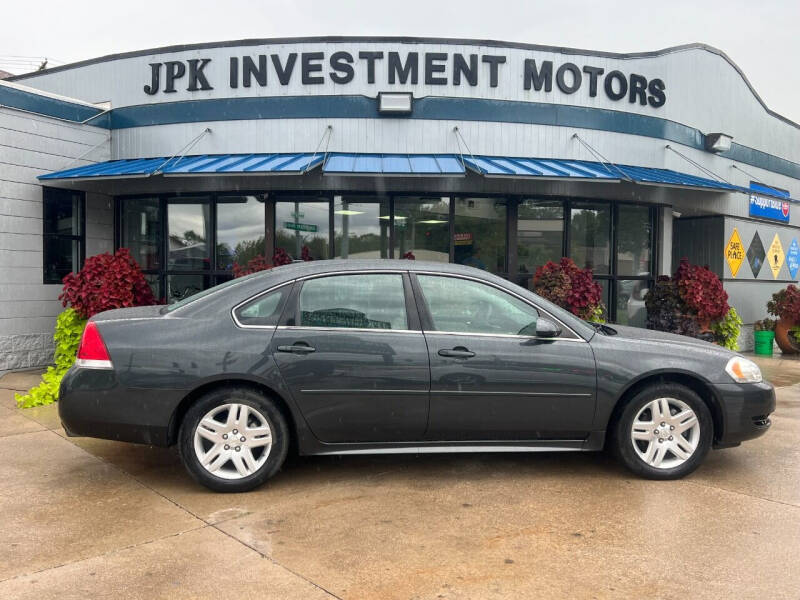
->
601, 324, 734, 355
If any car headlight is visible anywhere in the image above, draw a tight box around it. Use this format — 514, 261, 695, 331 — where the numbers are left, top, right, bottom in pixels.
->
725, 356, 763, 383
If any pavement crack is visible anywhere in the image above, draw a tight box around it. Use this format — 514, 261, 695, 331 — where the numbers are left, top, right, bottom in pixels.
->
0, 525, 207, 584
44, 428, 342, 600
684, 479, 800, 510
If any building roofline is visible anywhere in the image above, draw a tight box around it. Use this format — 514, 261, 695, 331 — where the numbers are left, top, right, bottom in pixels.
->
6, 36, 799, 130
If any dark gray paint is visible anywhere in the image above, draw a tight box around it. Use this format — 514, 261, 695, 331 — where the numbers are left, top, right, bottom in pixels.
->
59, 260, 774, 453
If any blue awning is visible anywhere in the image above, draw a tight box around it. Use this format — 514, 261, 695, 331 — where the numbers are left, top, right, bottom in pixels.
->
462, 155, 742, 192
322, 153, 465, 176
38, 151, 754, 196
38, 153, 324, 180
750, 181, 791, 200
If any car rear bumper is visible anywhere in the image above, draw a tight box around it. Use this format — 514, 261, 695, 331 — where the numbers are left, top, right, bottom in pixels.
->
58, 366, 183, 447
714, 381, 775, 446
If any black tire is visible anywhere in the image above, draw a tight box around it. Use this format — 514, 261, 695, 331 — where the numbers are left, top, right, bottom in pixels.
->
611, 383, 713, 480
178, 387, 289, 493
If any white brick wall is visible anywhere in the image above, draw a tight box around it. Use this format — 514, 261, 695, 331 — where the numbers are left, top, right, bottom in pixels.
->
0, 106, 111, 375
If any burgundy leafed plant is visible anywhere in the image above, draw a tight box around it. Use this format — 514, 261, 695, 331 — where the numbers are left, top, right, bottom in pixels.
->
402, 251, 416, 260
674, 258, 729, 322
59, 248, 158, 319
301, 245, 313, 261
532, 257, 604, 320
232, 255, 272, 278
767, 284, 800, 322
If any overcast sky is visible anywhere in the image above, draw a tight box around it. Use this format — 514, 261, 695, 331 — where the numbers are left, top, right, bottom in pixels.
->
2, 0, 798, 122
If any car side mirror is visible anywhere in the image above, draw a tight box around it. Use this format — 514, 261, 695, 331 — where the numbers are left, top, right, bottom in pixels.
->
535, 318, 562, 338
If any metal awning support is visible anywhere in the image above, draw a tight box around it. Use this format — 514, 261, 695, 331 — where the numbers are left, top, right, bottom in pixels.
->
452, 126, 478, 172
306, 125, 333, 174
665, 144, 734, 187
47, 133, 111, 174
150, 127, 212, 176
572, 133, 634, 182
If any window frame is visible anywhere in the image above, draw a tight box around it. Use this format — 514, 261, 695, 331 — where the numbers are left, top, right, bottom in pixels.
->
231, 281, 294, 330
282, 271, 421, 333
410, 272, 582, 341
42, 187, 86, 285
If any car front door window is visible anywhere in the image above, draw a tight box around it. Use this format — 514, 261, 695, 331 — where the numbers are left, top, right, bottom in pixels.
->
417, 275, 539, 336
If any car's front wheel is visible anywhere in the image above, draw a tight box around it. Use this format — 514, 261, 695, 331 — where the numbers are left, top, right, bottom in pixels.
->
612, 383, 713, 479
178, 387, 289, 492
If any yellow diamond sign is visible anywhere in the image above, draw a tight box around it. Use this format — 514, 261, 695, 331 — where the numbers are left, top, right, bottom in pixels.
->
725, 228, 744, 277
768, 233, 785, 279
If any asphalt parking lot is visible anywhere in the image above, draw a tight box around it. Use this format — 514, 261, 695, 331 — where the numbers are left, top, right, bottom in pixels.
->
1, 358, 799, 600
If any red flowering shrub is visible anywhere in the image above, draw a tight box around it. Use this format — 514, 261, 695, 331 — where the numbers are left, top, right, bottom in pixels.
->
232, 255, 272, 278
532, 257, 604, 320
232, 248, 298, 278
674, 258, 729, 322
402, 251, 416, 260
59, 248, 158, 319
767, 284, 800, 322
273, 247, 292, 266
301, 245, 313, 261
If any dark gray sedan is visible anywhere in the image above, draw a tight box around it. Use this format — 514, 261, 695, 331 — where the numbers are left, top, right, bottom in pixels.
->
59, 260, 774, 492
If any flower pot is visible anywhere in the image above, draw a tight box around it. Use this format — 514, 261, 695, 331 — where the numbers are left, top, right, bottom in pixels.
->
753, 330, 775, 356
774, 318, 800, 354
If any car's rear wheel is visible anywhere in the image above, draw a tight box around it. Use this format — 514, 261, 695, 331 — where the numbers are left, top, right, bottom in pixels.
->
178, 387, 289, 492
612, 383, 712, 480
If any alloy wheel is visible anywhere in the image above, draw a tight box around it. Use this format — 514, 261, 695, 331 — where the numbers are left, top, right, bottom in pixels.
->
630, 397, 700, 469
193, 403, 273, 480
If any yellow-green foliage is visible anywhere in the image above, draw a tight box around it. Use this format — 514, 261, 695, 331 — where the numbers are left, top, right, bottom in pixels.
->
15, 309, 87, 408
711, 306, 742, 351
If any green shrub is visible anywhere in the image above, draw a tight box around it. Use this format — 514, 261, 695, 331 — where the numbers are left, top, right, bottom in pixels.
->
15, 309, 86, 408
710, 306, 742, 351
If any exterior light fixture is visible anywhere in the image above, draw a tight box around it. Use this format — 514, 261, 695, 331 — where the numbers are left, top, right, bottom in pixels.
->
378, 92, 413, 115
334, 209, 365, 216
704, 133, 733, 153
417, 219, 448, 224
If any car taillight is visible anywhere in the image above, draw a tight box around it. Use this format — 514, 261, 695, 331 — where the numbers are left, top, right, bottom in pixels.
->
76, 321, 113, 369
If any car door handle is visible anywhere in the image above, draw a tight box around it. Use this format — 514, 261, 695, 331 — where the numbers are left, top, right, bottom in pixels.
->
277, 344, 316, 354
438, 347, 475, 358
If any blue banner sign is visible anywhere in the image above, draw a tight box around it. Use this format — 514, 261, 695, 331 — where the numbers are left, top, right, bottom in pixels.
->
749, 194, 790, 222
788, 239, 800, 279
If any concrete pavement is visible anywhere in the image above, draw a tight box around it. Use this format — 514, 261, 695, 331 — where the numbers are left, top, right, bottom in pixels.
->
0, 361, 798, 599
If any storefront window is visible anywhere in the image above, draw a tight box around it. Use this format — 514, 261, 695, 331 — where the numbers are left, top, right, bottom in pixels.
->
216, 195, 266, 270
121, 197, 160, 270
517, 199, 564, 287
616, 279, 649, 327
569, 202, 611, 274
167, 199, 211, 271
616, 204, 653, 276
43, 188, 84, 284
334, 196, 390, 259
454, 197, 507, 274
276, 198, 331, 260
393, 197, 450, 261
167, 273, 213, 304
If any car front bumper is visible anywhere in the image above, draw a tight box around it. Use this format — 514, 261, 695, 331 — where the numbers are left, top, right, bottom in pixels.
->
714, 381, 775, 446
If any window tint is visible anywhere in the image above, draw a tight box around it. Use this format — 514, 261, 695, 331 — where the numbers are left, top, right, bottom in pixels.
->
418, 275, 539, 336
299, 274, 407, 330
234, 285, 291, 326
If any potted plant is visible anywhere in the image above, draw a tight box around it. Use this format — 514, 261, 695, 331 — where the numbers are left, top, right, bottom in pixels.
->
753, 318, 777, 356
767, 285, 800, 354
531, 257, 605, 322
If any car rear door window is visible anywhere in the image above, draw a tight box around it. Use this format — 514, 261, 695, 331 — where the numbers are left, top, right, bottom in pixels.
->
417, 275, 539, 336
234, 285, 292, 326
299, 274, 408, 330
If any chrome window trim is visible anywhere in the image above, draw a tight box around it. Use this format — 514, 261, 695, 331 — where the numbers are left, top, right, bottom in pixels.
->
276, 325, 421, 335
231, 280, 296, 330
414, 271, 586, 342
231, 268, 586, 340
